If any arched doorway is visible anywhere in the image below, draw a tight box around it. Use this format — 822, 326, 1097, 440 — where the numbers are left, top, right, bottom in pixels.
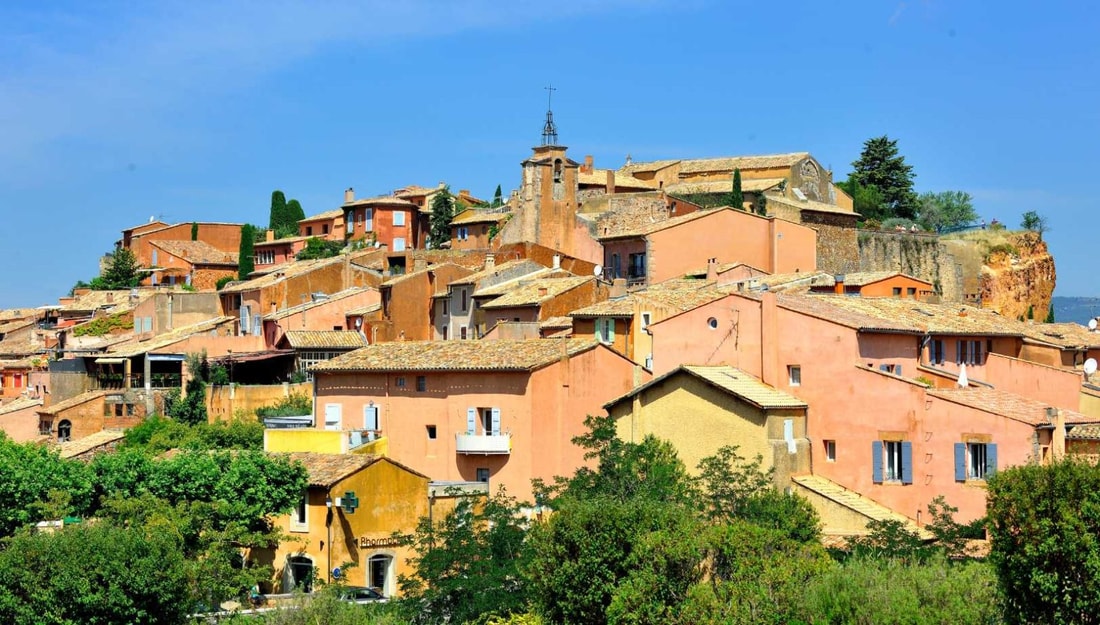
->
57, 420, 71, 442
367, 553, 394, 596
285, 555, 315, 593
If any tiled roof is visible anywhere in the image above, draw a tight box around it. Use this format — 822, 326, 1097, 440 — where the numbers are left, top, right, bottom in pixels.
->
577, 169, 659, 190
570, 297, 635, 318
221, 256, 346, 294
606, 365, 805, 410
58, 429, 126, 459
300, 209, 344, 222
265, 288, 375, 320
927, 387, 1097, 427
450, 209, 512, 226
343, 195, 416, 208
665, 178, 785, 195
285, 452, 381, 488
766, 193, 859, 217
450, 260, 545, 288
345, 303, 382, 316
0, 318, 36, 335
0, 396, 43, 415
1068, 424, 1100, 440
480, 276, 593, 309
38, 390, 108, 416
282, 331, 368, 350
677, 152, 810, 174
381, 262, 468, 287
60, 291, 135, 313
0, 308, 39, 323
1022, 323, 1100, 349
0, 339, 41, 358
107, 317, 233, 358
639, 287, 728, 311
150, 240, 238, 266
792, 475, 931, 538
254, 235, 311, 248
313, 338, 600, 373
819, 271, 931, 288
735, 271, 832, 291
393, 184, 440, 197
776, 294, 1028, 336
540, 316, 574, 329
617, 159, 682, 175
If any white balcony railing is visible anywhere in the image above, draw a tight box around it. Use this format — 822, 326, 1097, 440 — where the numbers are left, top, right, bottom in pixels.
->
455, 432, 511, 455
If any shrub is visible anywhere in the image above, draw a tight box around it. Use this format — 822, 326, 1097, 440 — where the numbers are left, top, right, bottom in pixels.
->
256, 393, 313, 419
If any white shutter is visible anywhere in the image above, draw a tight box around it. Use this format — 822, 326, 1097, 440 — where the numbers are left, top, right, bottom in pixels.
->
491, 408, 502, 436
364, 405, 379, 431
466, 408, 477, 435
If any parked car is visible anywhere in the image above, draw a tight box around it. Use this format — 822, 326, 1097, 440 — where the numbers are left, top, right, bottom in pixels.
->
338, 586, 386, 604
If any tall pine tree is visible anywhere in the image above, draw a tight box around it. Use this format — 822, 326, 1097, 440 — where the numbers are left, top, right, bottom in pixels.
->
849, 136, 919, 220
428, 187, 456, 249
285, 199, 306, 237
729, 168, 744, 210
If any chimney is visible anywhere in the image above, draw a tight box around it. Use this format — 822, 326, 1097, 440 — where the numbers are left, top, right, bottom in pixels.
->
106, 292, 114, 302
610, 278, 627, 299
833, 274, 845, 295
537, 286, 549, 297
706, 258, 719, 283
344, 187, 354, 204
552, 254, 561, 270
266, 229, 275, 243
1050, 407, 1066, 461
605, 169, 615, 195
583, 155, 594, 173
484, 254, 496, 270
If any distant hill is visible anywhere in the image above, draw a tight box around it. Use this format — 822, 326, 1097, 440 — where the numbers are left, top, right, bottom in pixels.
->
1053, 296, 1100, 325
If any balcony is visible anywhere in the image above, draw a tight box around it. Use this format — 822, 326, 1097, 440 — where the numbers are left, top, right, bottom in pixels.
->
455, 432, 511, 455
348, 429, 382, 450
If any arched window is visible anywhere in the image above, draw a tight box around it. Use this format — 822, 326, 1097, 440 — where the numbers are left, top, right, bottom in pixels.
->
553, 159, 563, 184
57, 420, 71, 442
286, 555, 315, 593
368, 554, 394, 596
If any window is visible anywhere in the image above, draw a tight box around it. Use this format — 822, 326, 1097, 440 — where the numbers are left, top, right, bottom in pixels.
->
57, 420, 71, 443
930, 339, 945, 365
426, 425, 437, 440
115, 403, 124, 417
324, 404, 342, 431
368, 555, 393, 595
460, 289, 468, 312
393, 211, 406, 227
290, 492, 308, 532
824, 440, 836, 462
595, 318, 616, 344
955, 442, 997, 481
553, 159, 563, 183
395, 376, 406, 388
707, 317, 718, 330
306, 226, 313, 236
872, 440, 913, 484
879, 363, 902, 376
907, 287, 916, 297
442, 326, 449, 340
287, 556, 315, 593
365, 208, 373, 231
363, 404, 380, 432
641, 312, 652, 330
892, 287, 902, 297
457, 227, 469, 241
393, 237, 406, 252
322, 224, 329, 235
788, 365, 801, 386
610, 253, 622, 279
476, 468, 490, 483
416, 375, 427, 392
628, 253, 646, 281
956, 339, 985, 365
442, 299, 449, 316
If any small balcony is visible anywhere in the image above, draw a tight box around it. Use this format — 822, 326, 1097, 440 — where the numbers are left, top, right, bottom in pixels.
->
348, 429, 382, 450
455, 432, 511, 455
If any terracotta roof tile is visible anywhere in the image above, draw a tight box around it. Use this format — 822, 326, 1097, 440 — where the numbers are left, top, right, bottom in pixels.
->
343, 195, 416, 208
677, 152, 810, 174
265, 288, 376, 320
927, 387, 1097, 427
58, 429, 126, 459
604, 364, 806, 411
793, 474, 931, 538
1022, 323, 1100, 349
819, 271, 931, 288
282, 331, 368, 350
284, 452, 381, 488
60, 291, 136, 313
480, 276, 593, 309
450, 260, 546, 288
617, 159, 682, 175
570, 297, 635, 317
38, 390, 108, 416
577, 169, 659, 190
300, 209, 344, 222
107, 317, 234, 358
313, 338, 600, 373
150, 240, 238, 266
450, 209, 513, 226
221, 256, 347, 294
0, 339, 42, 358
254, 235, 312, 248
776, 294, 1030, 336
540, 316, 574, 329
597, 206, 741, 240
1068, 424, 1100, 440
766, 193, 859, 217
0, 396, 43, 415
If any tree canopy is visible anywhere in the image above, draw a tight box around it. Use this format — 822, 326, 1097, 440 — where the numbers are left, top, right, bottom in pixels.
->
238, 224, 256, 279
427, 186, 456, 249
1021, 210, 1048, 237
849, 135, 919, 220
917, 190, 978, 231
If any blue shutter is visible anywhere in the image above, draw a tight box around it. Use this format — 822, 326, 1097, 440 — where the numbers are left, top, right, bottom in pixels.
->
872, 441, 884, 483
901, 442, 914, 484
895, 365, 902, 376
986, 443, 998, 476
879, 364, 890, 372
491, 408, 501, 436
956, 341, 963, 364
954, 443, 967, 481
466, 408, 477, 435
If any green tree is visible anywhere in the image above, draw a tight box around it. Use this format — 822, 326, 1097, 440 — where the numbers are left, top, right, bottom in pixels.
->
1045, 303, 1055, 323
492, 184, 504, 208
917, 190, 978, 231
0, 433, 94, 536
1027, 304, 1035, 321
296, 237, 344, 260
842, 177, 890, 223
287, 198, 306, 226
399, 491, 530, 624
987, 459, 1100, 625
215, 275, 235, 290
191, 221, 199, 241
0, 523, 190, 625
269, 190, 289, 233
729, 168, 744, 210
753, 193, 767, 216
1021, 210, 1048, 237
238, 224, 256, 279
98, 247, 143, 289
849, 135, 919, 220
427, 186, 456, 250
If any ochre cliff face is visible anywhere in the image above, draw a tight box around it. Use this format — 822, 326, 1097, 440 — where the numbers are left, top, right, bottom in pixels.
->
979, 232, 1056, 321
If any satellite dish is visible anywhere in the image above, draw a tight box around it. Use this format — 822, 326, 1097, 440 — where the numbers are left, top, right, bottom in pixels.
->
1085, 358, 1098, 376
1089, 319, 1098, 331
355, 318, 362, 329
593, 264, 603, 277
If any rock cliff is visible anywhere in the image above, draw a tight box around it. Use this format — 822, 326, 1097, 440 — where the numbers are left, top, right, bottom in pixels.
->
978, 232, 1056, 321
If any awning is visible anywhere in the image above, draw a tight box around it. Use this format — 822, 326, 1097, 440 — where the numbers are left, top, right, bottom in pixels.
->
147, 354, 187, 362
93, 357, 126, 364
210, 349, 295, 364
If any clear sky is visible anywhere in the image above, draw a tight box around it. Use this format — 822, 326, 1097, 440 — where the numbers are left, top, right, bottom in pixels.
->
1, 0, 1097, 308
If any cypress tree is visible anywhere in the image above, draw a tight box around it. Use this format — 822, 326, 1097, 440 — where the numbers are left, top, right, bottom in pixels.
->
1044, 304, 1055, 323
492, 185, 504, 208
730, 168, 744, 210
269, 190, 288, 232
190, 222, 199, 241
238, 225, 255, 280
1027, 304, 1034, 321
283, 199, 306, 238
428, 187, 456, 249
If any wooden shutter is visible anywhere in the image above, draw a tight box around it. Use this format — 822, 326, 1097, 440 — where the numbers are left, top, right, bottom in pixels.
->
954, 443, 967, 481
466, 408, 477, 435
901, 442, 914, 484
491, 408, 501, 436
872, 441, 884, 484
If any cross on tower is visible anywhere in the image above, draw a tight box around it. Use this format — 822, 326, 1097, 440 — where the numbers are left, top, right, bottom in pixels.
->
541, 84, 559, 146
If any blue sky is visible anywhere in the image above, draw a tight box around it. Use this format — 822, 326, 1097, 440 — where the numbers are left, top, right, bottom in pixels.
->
1, 0, 1097, 308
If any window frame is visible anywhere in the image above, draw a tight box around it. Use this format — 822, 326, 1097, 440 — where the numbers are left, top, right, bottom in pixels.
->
788, 365, 802, 386
393, 210, 406, 227
824, 439, 836, 462
290, 491, 309, 533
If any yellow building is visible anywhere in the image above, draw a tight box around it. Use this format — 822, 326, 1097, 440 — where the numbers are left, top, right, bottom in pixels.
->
604, 365, 810, 488
255, 453, 431, 596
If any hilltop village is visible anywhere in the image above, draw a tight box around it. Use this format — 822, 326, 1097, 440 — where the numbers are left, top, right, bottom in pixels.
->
2, 119, 1099, 601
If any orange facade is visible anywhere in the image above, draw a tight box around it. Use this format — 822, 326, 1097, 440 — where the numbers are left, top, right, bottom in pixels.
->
345, 199, 422, 253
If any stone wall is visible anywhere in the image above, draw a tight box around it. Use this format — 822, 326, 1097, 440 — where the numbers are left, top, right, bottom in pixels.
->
857, 231, 964, 302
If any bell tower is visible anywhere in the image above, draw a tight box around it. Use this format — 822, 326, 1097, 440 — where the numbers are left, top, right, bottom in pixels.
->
516, 85, 579, 255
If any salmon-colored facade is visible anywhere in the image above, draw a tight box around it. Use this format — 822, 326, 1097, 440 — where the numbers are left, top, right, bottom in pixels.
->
123, 222, 243, 273
310, 340, 645, 502
262, 288, 379, 349
344, 196, 422, 253
377, 264, 474, 343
